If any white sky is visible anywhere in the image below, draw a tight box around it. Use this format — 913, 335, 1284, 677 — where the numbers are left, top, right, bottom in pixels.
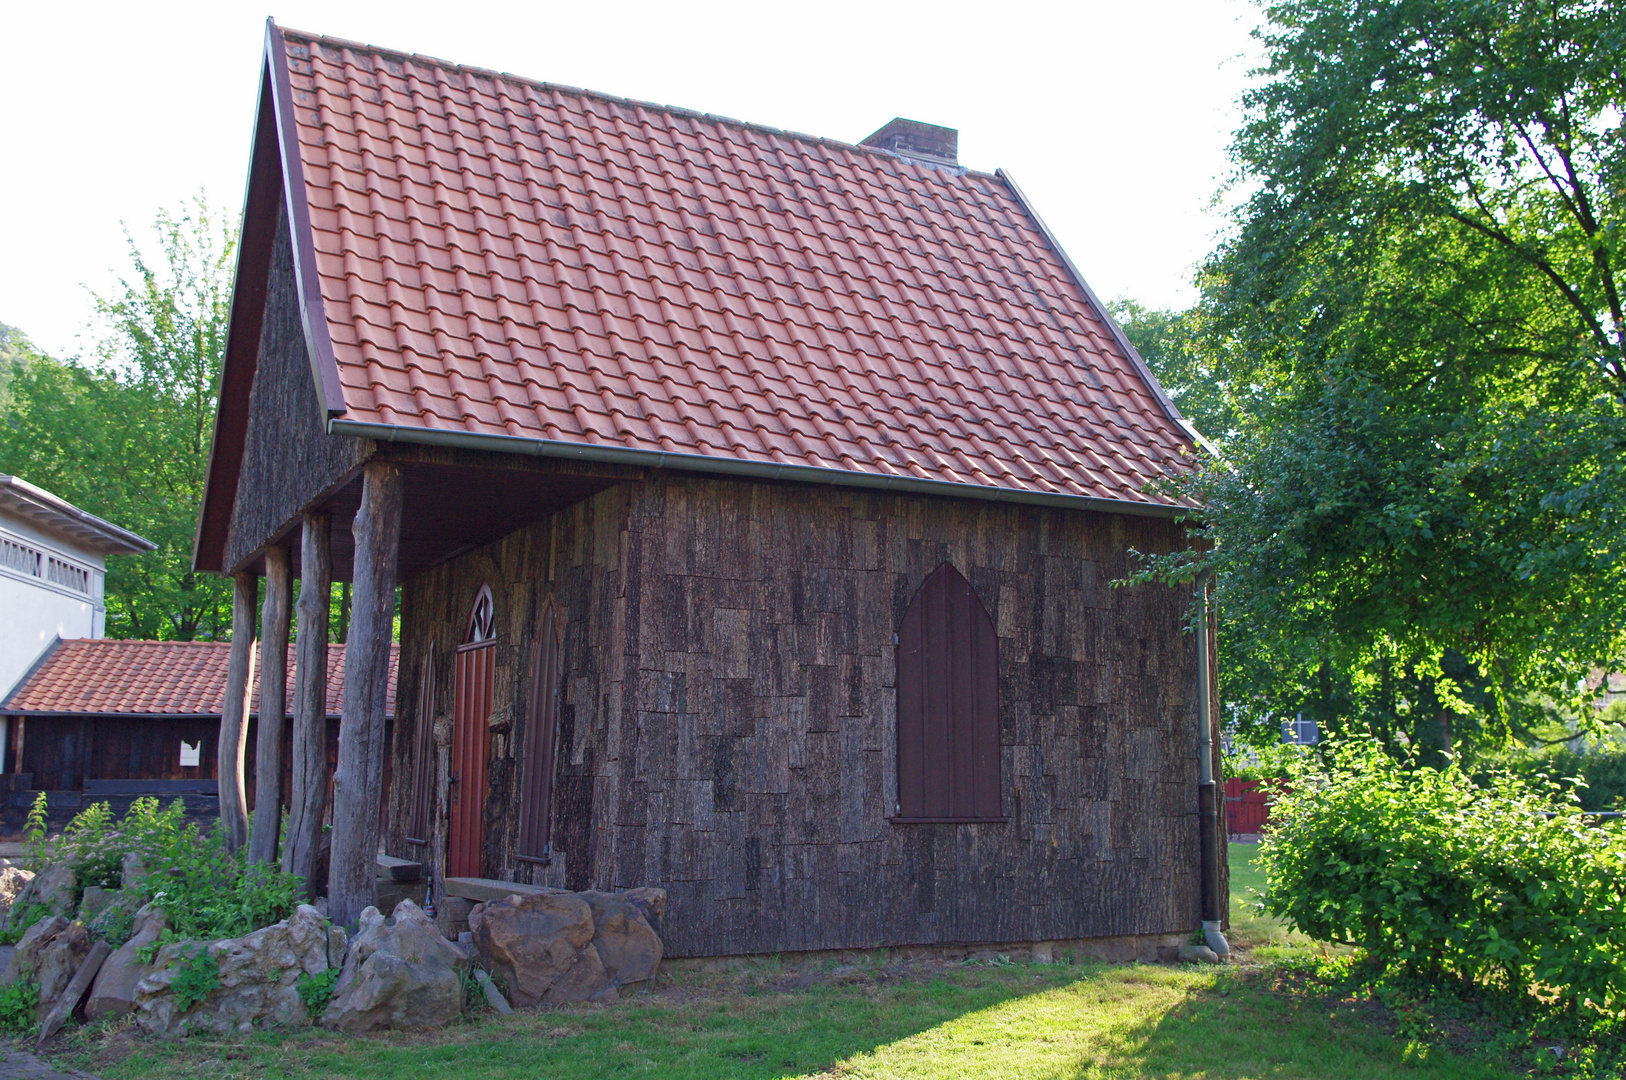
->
1, 0, 1263, 359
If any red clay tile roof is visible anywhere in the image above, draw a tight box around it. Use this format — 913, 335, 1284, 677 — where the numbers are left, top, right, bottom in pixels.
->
1, 639, 398, 718
268, 24, 1198, 509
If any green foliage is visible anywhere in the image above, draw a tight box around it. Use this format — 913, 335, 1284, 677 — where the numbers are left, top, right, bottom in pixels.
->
296, 967, 340, 1022
1110, 299, 1240, 446
0, 197, 237, 640
0, 903, 50, 945
88, 901, 135, 949
1125, 0, 1626, 757
0, 981, 39, 1037
1258, 739, 1626, 1017
170, 946, 220, 1013
1222, 741, 1308, 781
58, 800, 120, 891
22, 791, 48, 872
45, 797, 300, 947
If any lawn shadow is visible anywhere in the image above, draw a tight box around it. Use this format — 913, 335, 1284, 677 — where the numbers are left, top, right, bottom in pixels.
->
1089, 969, 1520, 1080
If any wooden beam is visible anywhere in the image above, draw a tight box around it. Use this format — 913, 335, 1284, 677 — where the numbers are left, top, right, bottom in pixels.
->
218, 571, 257, 852
328, 461, 403, 926
249, 543, 292, 866
283, 512, 331, 895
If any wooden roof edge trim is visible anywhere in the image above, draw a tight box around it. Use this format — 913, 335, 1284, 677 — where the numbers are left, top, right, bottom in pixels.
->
0, 637, 62, 712
995, 169, 1221, 459
267, 19, 348, 421
331, 418, 1198, 519
194, 55, 282, 574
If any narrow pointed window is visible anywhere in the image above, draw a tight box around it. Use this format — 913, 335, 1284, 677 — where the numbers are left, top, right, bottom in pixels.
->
894, 563, 1002, 821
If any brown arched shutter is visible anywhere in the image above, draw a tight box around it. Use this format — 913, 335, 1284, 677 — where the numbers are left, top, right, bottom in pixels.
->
518, 600, 565, 863
895, 563, 1001, 821
405, 642, 436, 845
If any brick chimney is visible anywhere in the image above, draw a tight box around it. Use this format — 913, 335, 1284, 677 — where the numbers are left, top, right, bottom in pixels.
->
860, 118, 958, 168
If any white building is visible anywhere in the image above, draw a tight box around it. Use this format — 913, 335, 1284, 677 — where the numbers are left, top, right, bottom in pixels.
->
0, 474, 153, 697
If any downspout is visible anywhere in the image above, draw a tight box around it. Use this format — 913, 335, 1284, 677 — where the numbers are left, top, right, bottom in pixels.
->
1196, 575, 1231, 958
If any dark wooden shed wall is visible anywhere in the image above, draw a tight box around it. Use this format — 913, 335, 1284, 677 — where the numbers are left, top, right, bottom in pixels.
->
223, 201, 369, 574
389, 473, 1202, 958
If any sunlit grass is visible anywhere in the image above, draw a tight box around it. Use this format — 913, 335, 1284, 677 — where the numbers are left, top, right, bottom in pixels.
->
44, 847, 1497, 1080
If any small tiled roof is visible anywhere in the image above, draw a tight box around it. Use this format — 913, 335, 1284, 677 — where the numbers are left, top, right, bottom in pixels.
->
265, 24, 1198, 508
0, 639, 398, 718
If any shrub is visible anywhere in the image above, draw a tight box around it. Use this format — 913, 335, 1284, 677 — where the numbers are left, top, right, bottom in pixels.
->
1258, 738, 1626, 1016
0, 981, 39, 1036
170, 946, 220, 1013
0, 902, 50, 945
296, 967, 339, 1021
36, 797, 302, 945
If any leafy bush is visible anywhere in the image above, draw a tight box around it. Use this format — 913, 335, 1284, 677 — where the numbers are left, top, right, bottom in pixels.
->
170, 946, 220, 1013
36, 797, 302, 946
296, 967, 339, 1021
1258, 739, 1626, 1016
0, 981, 39, 1036
87, 901, 135, 948
0, 902, 50, 945
21, 791, 48, 871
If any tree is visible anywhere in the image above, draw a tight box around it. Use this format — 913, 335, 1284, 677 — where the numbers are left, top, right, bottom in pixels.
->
0, 198, 237, 639
1133, 0, 1626, 757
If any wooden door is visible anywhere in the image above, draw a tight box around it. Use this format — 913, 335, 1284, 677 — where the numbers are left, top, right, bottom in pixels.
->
448, 586, 495, 879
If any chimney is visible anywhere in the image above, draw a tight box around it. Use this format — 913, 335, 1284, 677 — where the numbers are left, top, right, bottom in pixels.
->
860, 118, 958, 168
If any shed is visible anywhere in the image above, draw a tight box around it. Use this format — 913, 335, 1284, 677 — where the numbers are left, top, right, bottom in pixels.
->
0, 638, 396, 831
194, 21, 1226, 956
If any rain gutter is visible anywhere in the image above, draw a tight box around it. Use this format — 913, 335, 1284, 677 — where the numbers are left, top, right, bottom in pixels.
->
328, 419, 1192, 520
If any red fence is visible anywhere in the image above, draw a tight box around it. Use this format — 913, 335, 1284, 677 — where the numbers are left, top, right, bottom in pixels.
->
1225, 778, 1273, 837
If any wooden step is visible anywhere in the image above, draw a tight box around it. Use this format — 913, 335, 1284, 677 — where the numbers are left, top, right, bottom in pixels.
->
442, 876, 565, 904
376, 855, 424, 881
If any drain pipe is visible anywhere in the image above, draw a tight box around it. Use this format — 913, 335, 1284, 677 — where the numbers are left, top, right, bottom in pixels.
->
1196, 576, 1231, 958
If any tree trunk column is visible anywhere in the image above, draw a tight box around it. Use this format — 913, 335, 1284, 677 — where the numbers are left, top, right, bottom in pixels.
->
284, 513, 332, 896
218, 571, 258, 852
328, 462, 403, 926
249, 544, 292, 866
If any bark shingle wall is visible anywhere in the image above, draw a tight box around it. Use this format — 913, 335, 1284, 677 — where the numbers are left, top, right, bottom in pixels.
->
391, 474, 1200, 958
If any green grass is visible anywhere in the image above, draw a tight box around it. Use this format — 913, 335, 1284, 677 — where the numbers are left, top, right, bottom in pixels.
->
44, 846, 1516, 1080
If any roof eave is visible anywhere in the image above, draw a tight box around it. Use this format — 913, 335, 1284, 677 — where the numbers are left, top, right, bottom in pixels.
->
331, 418, 1198, 519
0, 477, 154, 556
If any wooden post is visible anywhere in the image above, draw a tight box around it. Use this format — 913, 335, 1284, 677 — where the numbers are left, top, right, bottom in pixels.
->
249, 544, 292, 866
284, 513, 331, 895
218, 571, 257, 852
328, 462, 403, 926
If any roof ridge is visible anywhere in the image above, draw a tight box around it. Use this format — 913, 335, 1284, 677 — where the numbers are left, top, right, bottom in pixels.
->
274, 24, 1002, 182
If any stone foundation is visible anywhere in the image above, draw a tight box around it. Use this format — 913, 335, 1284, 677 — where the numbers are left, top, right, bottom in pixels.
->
661, 933, 1188, 975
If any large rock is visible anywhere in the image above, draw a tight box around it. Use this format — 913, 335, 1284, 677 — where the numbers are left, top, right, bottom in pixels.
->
33, 921, 91, 1024
85, 905, 167, 1021
469, 892, 612, 1007
0, 916, 69, 985
580, 890, 664, 990
133, 905, 344, 1037
0, 866, 35, 922
9, 864, 74, 921
322, 899, 467, 1033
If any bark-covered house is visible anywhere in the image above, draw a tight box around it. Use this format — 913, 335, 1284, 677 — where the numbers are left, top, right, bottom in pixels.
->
195, 21, 1227, 957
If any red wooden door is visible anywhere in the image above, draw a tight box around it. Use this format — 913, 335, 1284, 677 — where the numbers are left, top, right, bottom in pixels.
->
448, 587, 495, 878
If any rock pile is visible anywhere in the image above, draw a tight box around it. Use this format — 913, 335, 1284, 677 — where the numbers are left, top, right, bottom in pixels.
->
133, 905, 346, 1036
469, 887, 665, 1007
322, 899, 468, 1032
